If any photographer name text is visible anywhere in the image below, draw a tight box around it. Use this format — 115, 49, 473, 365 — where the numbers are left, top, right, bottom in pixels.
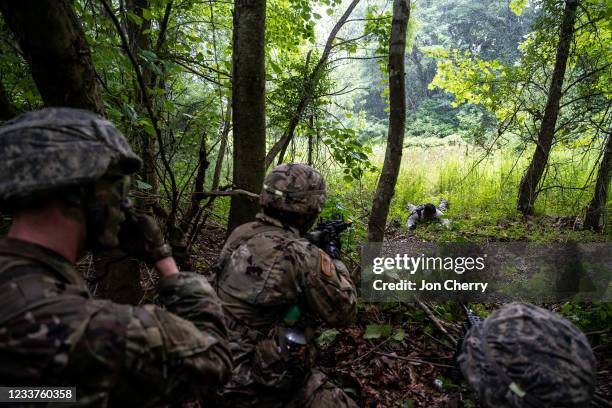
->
372, 279, 488, 293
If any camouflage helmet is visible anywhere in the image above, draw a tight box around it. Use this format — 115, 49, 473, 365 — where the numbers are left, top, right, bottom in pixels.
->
0, 107, 141, 203
260, 163, 327, 214
459, 302, 596, 408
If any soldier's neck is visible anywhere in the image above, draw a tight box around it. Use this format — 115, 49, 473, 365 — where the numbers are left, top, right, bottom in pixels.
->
8, 205, 85, 264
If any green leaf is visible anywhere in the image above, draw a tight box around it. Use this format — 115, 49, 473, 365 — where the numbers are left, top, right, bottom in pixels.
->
326, 8, 334, 16
392, 329, 405, 342
142, 8, 153, 20
136, 180, 153, 190
126, 11, 143, 26
509, 0, 528, 16
363, 324, 392, 339
317, 329, 340, 347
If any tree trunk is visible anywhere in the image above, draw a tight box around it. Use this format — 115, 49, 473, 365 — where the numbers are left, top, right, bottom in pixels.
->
584, 133, 612, 230
125, 0, 160, 196
516, 0, 579, 214
367, 0, 411, 243
307, 114, 314, 165
212, 100, 232, 191
227, 0, 267, 232
180, 133, 209, 233
0, 0, 104, 114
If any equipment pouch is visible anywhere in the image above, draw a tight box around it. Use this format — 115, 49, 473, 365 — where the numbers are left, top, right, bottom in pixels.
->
252, 326, 308, 390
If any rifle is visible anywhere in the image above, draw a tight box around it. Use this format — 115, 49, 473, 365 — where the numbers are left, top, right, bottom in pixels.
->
305, 218, 352, 259
461, 302, 484, 332
448, 302, 484, 384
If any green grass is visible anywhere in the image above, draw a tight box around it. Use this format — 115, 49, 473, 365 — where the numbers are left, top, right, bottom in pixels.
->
324, 140, 610, 242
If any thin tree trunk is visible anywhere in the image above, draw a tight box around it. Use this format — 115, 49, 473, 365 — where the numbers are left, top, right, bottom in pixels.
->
307, 114, 314, 165
126, 0, 159, 195
180, 133, 209, 233
0, 0, 104, 114
264, 0, 360, 168
584, 133, 612, 230
367, 0, 411, 243
516, 0, 579, 214
227, 0, 267, 232
212, 100, 232, 191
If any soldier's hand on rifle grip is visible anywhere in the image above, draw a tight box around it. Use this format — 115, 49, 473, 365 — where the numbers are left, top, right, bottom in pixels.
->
118, 210, 173, 265
324, 238, 341, 259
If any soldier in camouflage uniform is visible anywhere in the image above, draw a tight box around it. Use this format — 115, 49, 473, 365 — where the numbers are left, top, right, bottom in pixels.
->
0, 108, 232, 406
458, 302, 596, 407
216, 163, 358, 407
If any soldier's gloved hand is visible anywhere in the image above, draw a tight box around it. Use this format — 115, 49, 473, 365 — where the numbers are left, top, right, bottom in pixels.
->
118, 211, 172, 264
324, 238, 341, 259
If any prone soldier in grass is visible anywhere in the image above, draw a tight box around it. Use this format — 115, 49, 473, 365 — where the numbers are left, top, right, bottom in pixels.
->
0, 108, 231, 406
406, 198, 450, 230
215, 163, 358, 407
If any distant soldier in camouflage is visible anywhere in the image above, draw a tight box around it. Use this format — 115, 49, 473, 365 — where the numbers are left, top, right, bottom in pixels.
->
216, 163, 358, 407
0, 108, 232, 406
406, 198, 450, 230
458, 302, 596, 407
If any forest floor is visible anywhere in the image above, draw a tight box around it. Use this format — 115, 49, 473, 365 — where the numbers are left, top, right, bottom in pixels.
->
188, 216, 611, 408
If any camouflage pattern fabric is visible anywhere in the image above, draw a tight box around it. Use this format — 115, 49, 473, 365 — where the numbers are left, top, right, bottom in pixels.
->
0, 107, 141, 203
459, 302, 596, 408
0, 237, 232, 407
260, 164, 327, 215
215, 212, 357, 407
406, 198, 449, 230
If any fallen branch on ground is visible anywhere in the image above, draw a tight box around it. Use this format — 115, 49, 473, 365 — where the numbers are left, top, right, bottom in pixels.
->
416, 300, 458, 346
374, 351, 454, 368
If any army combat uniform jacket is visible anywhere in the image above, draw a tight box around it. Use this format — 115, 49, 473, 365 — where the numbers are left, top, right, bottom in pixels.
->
0, 237, 232, 407
215, 213, 357, 405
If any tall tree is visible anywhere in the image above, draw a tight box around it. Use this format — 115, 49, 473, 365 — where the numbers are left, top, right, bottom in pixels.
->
516, 0, 579, 214
367, 0, 411, 242
124, 0, 163, 196
0, 0, 104, 113
584, 132, 612, 230
264, 0, 361, 168
227, 0, 267, 232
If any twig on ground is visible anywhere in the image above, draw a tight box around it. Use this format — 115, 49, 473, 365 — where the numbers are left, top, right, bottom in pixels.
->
416, 300, 458, 346
342, 337, 392, 366
374, 351, 454, 368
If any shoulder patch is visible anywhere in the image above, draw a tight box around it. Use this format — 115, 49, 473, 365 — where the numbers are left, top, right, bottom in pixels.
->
319, 250, 334, 278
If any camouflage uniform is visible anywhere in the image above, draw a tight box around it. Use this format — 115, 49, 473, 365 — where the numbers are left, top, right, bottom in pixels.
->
406, 198, 449, 230
216, 164, 358, 408
459, 302, 596, 408
0, 108, 232, 407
